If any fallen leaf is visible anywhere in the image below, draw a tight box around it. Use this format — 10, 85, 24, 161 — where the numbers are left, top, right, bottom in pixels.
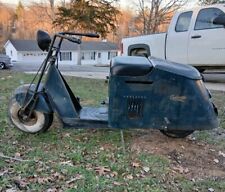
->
208, 187, 215, 192
15, 153, 21, 158
143, 166, 150, 173
53, 172, 64, 180
14, 179, 28, 190
47, 188, 57, 192
37, 177, 52, 184
113, 181, 122, 186
213, 159, 219, 164
210, 149, 216, 152
126, 174, 133, 180
219, 151, 225, 158
64, 133, 70, 138
94, 166, 111, 176
6, 188, 17, 192
66, 174, 84, 184
0, 170, 8, 177
132, 162, 140, 168
60, 161, 74, 166
12, 141, 18, 145
172, 165, 189, 174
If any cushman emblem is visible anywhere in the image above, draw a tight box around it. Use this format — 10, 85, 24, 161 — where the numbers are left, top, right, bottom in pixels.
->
170, 95, 187, 102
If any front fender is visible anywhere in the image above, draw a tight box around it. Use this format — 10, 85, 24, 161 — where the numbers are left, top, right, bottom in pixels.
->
13, 84, 53, 114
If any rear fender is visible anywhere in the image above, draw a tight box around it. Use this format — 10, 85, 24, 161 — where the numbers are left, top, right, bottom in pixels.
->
13, 84, 53, 114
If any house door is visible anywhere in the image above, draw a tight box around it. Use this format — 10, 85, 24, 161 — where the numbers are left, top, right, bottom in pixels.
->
97, 52, 102, 65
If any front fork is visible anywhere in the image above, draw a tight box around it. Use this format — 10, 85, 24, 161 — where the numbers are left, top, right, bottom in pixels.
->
18, 93, 39, 121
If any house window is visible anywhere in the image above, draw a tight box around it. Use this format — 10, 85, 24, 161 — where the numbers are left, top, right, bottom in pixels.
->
10, 50, 13, 56
60, 52, 72, 61
98, 52, 101, 58
108, 51, 118, 60
81, 52, 96, 60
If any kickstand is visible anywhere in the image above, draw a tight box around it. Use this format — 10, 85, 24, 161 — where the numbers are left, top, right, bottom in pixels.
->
120, 130, 126, 154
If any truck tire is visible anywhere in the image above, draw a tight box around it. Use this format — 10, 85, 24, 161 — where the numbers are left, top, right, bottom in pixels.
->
0, 62, 5, 70
8, 97, 53, 133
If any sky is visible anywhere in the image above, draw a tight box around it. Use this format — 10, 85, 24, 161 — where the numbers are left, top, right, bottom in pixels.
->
1, 0, 198, 8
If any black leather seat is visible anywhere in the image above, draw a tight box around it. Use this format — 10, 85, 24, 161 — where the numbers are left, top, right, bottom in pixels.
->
111, 56, 152, 76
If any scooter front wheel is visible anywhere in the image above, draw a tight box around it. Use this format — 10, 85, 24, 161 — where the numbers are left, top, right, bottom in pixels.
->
8, 97, 53, 133
160, 130, 194, 138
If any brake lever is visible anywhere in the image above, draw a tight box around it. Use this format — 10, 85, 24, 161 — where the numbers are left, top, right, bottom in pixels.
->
60, 32, 99, 38
67, 37, 81, 44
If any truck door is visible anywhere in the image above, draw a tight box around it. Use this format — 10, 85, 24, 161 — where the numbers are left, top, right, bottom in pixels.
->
166, 11, 193, 64
188, 7, 225, 67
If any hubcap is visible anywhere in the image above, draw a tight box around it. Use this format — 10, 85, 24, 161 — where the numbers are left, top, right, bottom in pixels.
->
18, 108, 38, 126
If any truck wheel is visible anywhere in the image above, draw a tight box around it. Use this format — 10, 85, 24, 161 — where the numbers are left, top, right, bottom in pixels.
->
0, 62, 5, 70
8, 97, 53, 133
196, 67, 205, 73
160, 130, 194, 138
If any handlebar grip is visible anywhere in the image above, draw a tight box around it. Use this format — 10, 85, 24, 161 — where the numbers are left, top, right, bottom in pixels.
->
84, 33, 100, 38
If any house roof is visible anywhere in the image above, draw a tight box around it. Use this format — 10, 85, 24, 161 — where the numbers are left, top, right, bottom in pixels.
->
8, 39, 118, 52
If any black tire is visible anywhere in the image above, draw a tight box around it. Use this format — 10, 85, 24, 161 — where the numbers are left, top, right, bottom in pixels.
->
8, 97, 53, 133
0, 62, 5, 70
160, 130, 194, 138
196, 67, 205, 73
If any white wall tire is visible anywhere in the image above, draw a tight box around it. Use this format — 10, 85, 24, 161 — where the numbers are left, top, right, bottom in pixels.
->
8, 97, 53, 133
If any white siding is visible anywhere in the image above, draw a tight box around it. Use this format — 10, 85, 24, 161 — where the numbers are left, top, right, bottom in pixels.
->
18, 51, 47, 63
4, 41, 118, 66
4, 41, 18, 61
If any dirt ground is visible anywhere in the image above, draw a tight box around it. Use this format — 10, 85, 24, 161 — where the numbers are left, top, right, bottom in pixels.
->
131, 130, 225, 180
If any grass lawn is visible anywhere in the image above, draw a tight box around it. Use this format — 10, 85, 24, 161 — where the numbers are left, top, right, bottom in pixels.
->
0, 70, 225, 191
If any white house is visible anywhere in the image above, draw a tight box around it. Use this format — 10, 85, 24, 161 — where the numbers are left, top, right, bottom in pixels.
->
4, 39, 119, 65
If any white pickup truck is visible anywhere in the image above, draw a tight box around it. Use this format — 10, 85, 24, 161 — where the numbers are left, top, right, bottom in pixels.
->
121, 4, 225, 71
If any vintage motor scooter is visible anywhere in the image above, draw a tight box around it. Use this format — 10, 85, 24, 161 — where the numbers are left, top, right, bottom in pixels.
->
8, 30, 219, 138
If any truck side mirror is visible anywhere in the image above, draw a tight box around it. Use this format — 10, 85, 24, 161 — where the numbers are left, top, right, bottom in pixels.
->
213, 14, 225, 27
37, 30, 51, 51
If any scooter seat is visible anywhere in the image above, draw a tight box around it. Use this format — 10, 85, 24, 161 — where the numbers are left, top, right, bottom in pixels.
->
111, 56, 152, 76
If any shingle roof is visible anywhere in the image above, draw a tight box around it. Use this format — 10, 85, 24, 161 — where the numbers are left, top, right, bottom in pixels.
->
9, 39, 118, 52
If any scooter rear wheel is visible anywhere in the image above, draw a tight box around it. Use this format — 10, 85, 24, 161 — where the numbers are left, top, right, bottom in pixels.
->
8, 97, 53, 133
160, 130, 194, 138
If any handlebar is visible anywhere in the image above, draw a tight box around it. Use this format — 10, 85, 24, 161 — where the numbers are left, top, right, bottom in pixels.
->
59, 32, 100, 38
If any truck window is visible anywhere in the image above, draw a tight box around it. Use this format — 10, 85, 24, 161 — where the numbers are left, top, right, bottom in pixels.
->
195, 8, 224, 30
128, 44, 150, 57
175, 11, 193, 32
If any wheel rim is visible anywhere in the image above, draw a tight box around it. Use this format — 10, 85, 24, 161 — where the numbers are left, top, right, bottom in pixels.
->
18, 109, 38, 126
9, 101, 45, 133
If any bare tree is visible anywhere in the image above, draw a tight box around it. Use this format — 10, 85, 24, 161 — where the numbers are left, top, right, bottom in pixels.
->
199, 0, 225, 4
0, 3, 15, 51
135, 0, 187, 34
49, 0, 55, 21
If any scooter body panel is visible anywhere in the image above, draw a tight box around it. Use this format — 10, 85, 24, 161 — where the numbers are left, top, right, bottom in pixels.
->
44, 64, 81, 120
15, 56, 218, 131
108, 56, 218, 130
